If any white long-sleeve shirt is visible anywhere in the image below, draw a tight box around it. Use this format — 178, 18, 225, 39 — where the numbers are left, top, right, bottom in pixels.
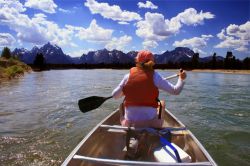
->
112, 71, 185, 121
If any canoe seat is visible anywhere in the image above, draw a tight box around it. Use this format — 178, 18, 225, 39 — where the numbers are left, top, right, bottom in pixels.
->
154, 142, 192, 163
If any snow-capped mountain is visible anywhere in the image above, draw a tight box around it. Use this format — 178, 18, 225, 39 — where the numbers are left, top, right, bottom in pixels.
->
12, 48, 36, 64
12, 43, 224, 65
155, 47, 195, 64
12, 42, 72, 64
79, 49, 134, 64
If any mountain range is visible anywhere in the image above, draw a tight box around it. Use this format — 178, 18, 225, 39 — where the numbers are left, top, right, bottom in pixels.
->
12, 43, 72, 64
12, 42, 224, 64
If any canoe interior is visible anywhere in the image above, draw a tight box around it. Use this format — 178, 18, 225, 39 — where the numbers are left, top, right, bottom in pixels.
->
66, 110, 210, 166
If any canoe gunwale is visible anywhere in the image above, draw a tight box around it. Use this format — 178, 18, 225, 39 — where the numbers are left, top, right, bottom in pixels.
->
73, 154, 213, 166
165, 109, 217, 166
186, 129, 217, 166
165, 109, 186, 127
61, 109, 217, 166
61, 110, 117, 166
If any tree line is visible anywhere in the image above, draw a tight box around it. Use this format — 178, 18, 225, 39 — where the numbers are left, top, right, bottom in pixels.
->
167, 52, 250, 70
1, 47, 250, 70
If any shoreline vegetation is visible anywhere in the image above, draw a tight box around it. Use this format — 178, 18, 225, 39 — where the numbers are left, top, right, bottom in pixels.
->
28, 63, 250, 75
0, 45, 249, 83
0, 57, 31, 82
0, 47, 31, 82
0, 60, 249, 83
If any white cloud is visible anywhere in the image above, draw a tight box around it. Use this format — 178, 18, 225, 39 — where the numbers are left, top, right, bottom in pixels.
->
24, 0, 57, 14
143, 40, 158, 49
84, 0, 142, 22
30, 13, 76, 47
215, 21, 250, 52
58, 8, 71, 13
0, 1, 47, 44
173, 35, 213, 48
138, 1, 158, 10
82, 48, 95, 54
217, 29, 227, 40
118, 21, 129, 25
0, 1, 130, 50
67, 19, 113, 42
105, 35, 132, 51
193, 48, 207, 55
175, 8, 214, 26
173, 34, 213, 54
67, 49, 94, 57
0, 0, 26, 12
201, 34, 213, 38
136, 8, 214, 48
0, 33, 16, 47
226, 22, 250, 40
0, 1, 75, 47
235, 46, 248, 52
136, 12, 169, 42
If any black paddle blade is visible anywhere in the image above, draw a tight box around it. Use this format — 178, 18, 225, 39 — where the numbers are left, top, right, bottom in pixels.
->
78, 96, 112, 113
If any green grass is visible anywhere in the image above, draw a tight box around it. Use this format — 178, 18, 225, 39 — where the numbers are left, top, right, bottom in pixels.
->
4, 65, 25, 78
0, 57, 31, 80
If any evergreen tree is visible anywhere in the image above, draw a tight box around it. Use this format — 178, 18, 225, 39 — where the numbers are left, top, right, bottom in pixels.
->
243, 57, 250, 69
224, 51, 236, 69
212, 53, 216, 69
192, 53, 199, 69
34, 53, 46, 69
1, 47, 11, 59
226, 51, 233, 59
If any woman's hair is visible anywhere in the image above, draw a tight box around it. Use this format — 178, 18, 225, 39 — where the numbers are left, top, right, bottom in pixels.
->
135, 50, 155, 70
136, 60, 155, 70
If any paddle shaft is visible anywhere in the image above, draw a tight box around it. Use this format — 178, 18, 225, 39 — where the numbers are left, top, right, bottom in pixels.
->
164, 74, 179, 80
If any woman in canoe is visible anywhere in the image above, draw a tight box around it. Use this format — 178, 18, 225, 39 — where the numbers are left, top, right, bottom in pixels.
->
112, 50, 186, 128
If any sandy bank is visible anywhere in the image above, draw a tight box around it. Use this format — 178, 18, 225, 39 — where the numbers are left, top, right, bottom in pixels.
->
190, 69, 250, 74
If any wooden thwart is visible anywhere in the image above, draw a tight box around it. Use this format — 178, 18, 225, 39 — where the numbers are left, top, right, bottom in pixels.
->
100, 124, 188, 135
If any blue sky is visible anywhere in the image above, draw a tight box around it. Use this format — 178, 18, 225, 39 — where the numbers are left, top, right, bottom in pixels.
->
0, 0, 249, 59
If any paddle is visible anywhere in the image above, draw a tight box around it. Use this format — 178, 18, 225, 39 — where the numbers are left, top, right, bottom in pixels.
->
78, 96, 112, 113
78, 73, 180, 113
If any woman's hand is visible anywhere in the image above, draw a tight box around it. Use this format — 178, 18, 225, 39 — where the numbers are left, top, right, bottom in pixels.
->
179, 69, 186, 80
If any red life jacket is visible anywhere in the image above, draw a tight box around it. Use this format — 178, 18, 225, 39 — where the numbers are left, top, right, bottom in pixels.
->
123, 67, 159, 108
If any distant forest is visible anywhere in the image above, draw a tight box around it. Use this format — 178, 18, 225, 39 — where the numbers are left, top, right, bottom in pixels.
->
30, 51, 250, 70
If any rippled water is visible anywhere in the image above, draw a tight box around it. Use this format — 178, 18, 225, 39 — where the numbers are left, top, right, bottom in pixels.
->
0, 69, 249, 166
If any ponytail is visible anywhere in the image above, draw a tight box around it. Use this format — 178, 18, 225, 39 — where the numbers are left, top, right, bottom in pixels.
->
136, 60, 155, 70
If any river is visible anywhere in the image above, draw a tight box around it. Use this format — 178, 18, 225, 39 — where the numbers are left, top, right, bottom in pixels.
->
0, 69, 249, 166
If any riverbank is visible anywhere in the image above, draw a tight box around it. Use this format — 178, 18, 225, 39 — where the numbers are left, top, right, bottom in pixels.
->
0, 57, 32, 82
190, 69, 250, 74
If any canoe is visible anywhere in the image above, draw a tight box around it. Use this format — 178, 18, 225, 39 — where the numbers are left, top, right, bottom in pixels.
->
62, 108, 217, 166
